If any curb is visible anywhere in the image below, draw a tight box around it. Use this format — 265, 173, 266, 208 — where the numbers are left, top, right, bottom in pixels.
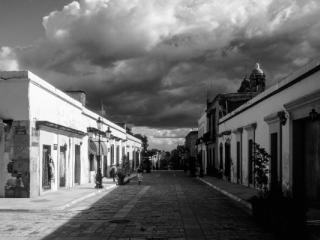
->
53, 184, 117, 211
0, 184, 117, 212
197, 177, 252, 211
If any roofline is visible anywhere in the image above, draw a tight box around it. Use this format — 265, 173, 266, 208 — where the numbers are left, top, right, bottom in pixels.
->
219, 58, 320, 125
0, 70, 143, 143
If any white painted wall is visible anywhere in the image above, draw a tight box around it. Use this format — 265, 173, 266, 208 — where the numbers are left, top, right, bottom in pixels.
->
218, 63, 320, 191
0, 78, 29, 120
0, 70, 142, 197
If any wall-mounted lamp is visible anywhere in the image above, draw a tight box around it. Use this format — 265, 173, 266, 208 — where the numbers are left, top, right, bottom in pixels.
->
309, 108, 319, 121
106, 126, 111, 139
277, 111, 287, 126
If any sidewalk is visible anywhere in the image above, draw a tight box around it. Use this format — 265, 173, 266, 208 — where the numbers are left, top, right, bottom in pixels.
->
0, 178, 117, 212
198, 176, 320, 239
198, 176, 259, 211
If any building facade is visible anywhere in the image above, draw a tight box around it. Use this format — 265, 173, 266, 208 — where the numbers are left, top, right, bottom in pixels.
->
218, 59, 320, 210
0, 71, 142, 198
205, 92, 256, 176
199, 64, 266, 177
197, 111, 207, 175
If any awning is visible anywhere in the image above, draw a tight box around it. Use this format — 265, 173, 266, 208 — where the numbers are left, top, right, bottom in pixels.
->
100, 142, 108, 156
88, 140, 98, 155
88, 140, 108, 155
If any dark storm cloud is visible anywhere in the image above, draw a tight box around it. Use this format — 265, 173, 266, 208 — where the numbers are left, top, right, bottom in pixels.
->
2, 0, 320, 133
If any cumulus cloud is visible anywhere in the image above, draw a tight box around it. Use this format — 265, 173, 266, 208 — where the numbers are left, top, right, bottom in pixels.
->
0, 47, 19, 71
2, 0, 320, 150
132, 126, 191, 151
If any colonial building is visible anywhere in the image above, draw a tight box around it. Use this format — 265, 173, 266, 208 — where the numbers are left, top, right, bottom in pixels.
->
201, 63, 266, 176
0, 71, 142, 198
218, 59, 320, 211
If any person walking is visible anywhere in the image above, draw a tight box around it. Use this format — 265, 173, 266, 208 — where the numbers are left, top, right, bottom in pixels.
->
137, 166, 143, 185
109, 165, 117, 182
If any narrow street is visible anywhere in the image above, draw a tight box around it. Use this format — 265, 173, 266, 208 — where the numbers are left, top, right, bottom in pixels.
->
0, 171, 274, 240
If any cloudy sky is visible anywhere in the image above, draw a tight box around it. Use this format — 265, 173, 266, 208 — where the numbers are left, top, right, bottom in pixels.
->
1, 0, 320, 150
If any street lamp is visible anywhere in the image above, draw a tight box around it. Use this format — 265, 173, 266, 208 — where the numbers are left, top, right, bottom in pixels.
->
95, 117, 103, 189
94, 119, 113, 188
106, 126, 111, 139
88, 119, 112, 189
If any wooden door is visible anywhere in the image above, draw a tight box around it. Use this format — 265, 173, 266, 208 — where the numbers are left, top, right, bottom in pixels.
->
270, 133, 278, 191
42, 145, 51, 190
304, 120, 320, 206
248, 139, 254, 186
236, 141, 241, 184
59, 146, 66, 187
224, 142, 231, 181
74, 144, 81, 184
103, 156, 108, 177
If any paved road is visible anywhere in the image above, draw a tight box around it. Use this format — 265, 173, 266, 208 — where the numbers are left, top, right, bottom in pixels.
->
0, 171, 275, 240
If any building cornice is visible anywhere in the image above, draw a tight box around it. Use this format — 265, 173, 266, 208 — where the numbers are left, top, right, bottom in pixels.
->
219, 58, 320, 125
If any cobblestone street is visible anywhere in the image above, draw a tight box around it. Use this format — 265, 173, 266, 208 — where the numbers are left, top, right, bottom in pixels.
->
0, 171, 275, 240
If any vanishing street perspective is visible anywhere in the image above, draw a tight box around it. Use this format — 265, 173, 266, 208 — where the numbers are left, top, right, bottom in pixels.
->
1, 0, 320, 239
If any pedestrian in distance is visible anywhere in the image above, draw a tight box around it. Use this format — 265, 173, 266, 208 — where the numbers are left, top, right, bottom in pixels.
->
109, 165, 117, 182
137, 166, 143, 185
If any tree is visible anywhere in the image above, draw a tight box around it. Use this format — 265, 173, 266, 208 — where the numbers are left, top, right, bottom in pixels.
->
134, 134, 149, 154
253, 142, 270, 194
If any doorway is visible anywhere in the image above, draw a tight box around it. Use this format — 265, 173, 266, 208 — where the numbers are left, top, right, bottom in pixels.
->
293, 118, 320, 208
42, 145, 51, 190
59, 146, 66, 187
270, 133, 278, 192
224, 142, 231, 181
248, 139, 254, 186
74, 144, 81, 184
236, 141, 241, 184
103, 155, 108, 177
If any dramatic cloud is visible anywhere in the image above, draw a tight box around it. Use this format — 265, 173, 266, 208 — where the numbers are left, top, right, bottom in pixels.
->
2, 0, 320, 149
132, 127, 192, 151
0, 47, 19, 71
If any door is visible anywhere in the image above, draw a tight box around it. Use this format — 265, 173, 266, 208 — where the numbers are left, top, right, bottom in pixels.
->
224, 142, 231, 181
74, 144, 81, 184
59, 146, 66, 187
236, 141, 241, 184
116, 146, 120, 164
270, 133, 278, 192
42, 145, 51, 190
219, 143, 223, 170
304, 119, 320, 207
103, 156, 108, 177
248, 139, 254, 186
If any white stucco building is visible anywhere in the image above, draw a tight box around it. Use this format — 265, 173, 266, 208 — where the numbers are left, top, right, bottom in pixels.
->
0, 71, 142, 198
218, 59, 320, 209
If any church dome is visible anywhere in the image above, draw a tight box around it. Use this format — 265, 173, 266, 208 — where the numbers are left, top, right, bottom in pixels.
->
251, 63, 264, 75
